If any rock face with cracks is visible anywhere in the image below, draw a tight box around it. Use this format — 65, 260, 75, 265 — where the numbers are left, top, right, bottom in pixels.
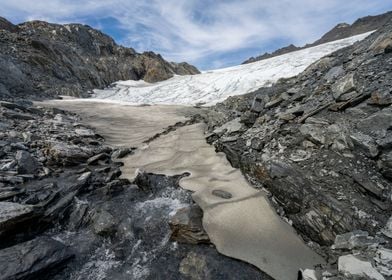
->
205, 16, 392, 279
243, 11, 392, 64
0, 17, 199, 100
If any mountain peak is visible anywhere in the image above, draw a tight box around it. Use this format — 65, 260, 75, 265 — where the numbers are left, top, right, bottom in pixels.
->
0, 17, 199, 99
0, 17, 18, 32
243, 10, 392, 64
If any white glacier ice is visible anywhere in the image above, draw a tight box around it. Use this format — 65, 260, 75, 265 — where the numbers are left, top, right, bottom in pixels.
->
92, 32, 373, 106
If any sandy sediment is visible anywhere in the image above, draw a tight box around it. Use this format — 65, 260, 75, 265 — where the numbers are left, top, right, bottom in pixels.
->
39, 100, 324, 279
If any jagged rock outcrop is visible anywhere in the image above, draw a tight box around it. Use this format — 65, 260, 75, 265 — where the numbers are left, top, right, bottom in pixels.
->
0, 18, 199, 100
207, 17, 392, 278
0, 237, 74, 280
207, 16, 392, 247
243, 11, 392, 64
0, 17, 19, 33
243, 44, 301, 64
314, 11, 392, 45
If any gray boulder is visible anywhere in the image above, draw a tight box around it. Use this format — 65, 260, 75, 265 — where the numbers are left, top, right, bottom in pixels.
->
92, 209, 117, 236
379, 151, 392, 180
46, 142, 93, 166
15, 150, 39, 174
338, 254, 385, 280
331, 73, 356, 100
350, 132, 379, 158
368, 91, 392, 106
333, 230, 380, 250
299, 123, 326, 145
87, 153, 109, 165
0, 202, 35, 238
325, 65, 344, 81
111, 148, 132, 160
169, 205, 210, 245
250, 95, 265, 113
357, 109, 392, 138
382, 216, 392, 238
0, 237, 73, 279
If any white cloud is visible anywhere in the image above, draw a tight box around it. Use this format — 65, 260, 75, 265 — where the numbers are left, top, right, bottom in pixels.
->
0, 0, 391, 68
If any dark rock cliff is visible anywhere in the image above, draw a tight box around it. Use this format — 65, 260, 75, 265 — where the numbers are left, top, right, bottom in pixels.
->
207, 18, 392, 246
0, 17, 200, 100
207, 18, 392, 277
243, 11, 392, 64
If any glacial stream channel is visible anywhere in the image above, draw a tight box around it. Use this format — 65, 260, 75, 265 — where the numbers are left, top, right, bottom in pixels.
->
40, 99, 324, 280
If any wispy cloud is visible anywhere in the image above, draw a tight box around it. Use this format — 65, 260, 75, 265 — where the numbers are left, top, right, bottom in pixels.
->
1, 0, 392, 69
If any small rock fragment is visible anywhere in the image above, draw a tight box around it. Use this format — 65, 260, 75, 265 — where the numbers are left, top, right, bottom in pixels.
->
368, 91, 392, 106
179, 251, 209, 280
0, 202, 35, 237
75, 128, 95, 137
332, 73, 356, 100
169, 205, 210, 244
92, 209, 117, 236
16, 150, 39, 174
111, 148, 132, 159
299, 124, 326, 145
382, 216, 392, 238
338, 254, 385, 280
350, 132, 379, 158
87, 153, 109, 165
212, 189, 232, 199
0, 237, 73, 279
374, 248, 392, 277
333, 230, 379, 250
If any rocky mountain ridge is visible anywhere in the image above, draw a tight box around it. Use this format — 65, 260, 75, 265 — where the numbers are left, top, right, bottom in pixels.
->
0, 17, 199, 100
243, 11, 392, 64
206, 16, 392, 279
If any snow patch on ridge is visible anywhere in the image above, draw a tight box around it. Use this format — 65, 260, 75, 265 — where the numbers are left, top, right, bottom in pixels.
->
93, 32, 373, 106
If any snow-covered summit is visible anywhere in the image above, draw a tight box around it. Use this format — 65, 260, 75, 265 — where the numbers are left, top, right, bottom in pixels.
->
93, 32, 373, 106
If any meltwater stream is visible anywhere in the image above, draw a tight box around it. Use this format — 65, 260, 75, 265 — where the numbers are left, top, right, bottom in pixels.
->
40, 100, 324, 280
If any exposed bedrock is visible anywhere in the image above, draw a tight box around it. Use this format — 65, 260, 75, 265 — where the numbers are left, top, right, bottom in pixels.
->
205, 18, 392, 279
0, 237, 74, 280
207, 19, 392, 243
0, 17, 200, 100
243, 11, 392, 64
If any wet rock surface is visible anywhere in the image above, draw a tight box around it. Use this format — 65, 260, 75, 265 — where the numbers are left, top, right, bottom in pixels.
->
0, 237, 74, 280
205, 19, 392, 278
0, 202, 35, 240
169, 204, 210, 245
48, 172, 269, 280
0, 101, 269, 279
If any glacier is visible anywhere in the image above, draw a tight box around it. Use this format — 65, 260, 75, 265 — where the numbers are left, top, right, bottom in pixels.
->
92, 32, 372, 106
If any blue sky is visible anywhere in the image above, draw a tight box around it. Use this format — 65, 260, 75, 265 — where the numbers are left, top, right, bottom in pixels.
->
1, 1, 392, 70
